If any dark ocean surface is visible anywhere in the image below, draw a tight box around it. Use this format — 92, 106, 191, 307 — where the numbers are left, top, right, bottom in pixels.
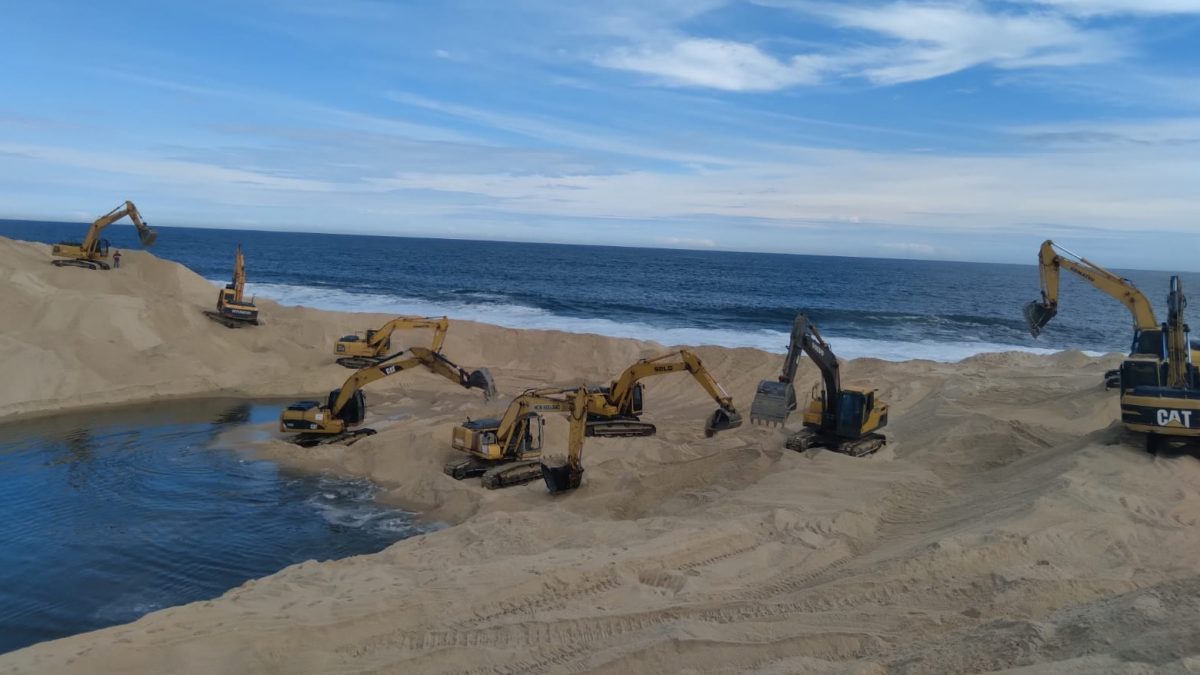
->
4, 219, 1195, 361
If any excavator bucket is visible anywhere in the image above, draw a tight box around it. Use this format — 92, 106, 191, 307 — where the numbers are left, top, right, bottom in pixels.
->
749, 380, 796, 426
468, 367, 497, 399
138, 228, 158, 247
540, 460, 583, 494
1023, 301, 1056, 338
704, 407, 743, 437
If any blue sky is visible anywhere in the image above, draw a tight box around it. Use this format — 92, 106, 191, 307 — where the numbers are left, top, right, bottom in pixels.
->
2, 0, 1199, 268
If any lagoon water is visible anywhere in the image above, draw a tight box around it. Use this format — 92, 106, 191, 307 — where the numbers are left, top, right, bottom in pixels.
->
0, 399, 427, 654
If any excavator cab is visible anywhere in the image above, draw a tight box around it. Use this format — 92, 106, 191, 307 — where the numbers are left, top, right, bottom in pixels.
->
516, 415, 544, 457
836, 390, 869, 438
630, 383, 644, 416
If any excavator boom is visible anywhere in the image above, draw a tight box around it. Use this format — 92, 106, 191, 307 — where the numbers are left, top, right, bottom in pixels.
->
1166, 276, 1191, 389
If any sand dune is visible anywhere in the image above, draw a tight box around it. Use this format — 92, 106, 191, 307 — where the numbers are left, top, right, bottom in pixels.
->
2, 236, 1198, 674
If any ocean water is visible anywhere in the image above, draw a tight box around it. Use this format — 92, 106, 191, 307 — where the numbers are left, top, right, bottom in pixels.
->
4, 219, 1196, 361
0, 400, 429, 654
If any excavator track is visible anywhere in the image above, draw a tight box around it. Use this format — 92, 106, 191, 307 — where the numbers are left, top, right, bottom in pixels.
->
1104, 369, 1121, 390
203, 310, 260, 329
481, 461, 545, 489
336, 356, 384, 370
52, 259, 108, 270
443, 457, 490, 481
785, 429, 884, 457
290, 428, 377, 448
586, 419, 657, 438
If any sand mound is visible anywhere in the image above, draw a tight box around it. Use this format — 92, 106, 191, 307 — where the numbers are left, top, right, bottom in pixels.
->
2, 236, 1198, 674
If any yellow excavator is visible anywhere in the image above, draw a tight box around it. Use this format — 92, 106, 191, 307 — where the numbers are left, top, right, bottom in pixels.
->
204, 245, 259, 328
51, 200, 157, 269
580, 349, 743, 437
280, 346, 496, 447
334, 315, 449, 369
446, 378, 740, 492
444, 350, 742, 487
750, 313, 888, 457
1024, 239, 1200, 387
1115, 277, 1200, 450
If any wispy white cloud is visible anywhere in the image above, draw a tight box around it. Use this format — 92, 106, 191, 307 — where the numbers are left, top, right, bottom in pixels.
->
815, 1, 1120, 84
1010, 117, 1200, 147
598, 38, 826, 91
386, 91, 729, 164
1013, 0, 1200, 16
600, 1, 1123, 89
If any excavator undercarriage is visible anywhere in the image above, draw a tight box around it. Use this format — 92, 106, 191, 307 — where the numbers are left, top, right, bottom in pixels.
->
203, 310, 260, 329
53, 257, 111, 271
784, 428, 886, 457
335, 355, 384, 369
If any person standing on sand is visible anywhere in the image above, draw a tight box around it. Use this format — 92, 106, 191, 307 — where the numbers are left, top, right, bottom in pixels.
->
112, 250, 121, 269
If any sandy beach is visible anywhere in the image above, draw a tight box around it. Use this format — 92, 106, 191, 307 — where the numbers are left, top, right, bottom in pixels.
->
2, 235, 1198, 674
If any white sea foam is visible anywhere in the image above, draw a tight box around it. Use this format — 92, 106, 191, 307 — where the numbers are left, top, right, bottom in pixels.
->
222, 280, 1104, 363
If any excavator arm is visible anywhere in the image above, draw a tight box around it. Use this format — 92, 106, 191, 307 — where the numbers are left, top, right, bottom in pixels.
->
82, 201, 157, 252
231, 245, 247, 301
330, 348, 495, 416
410, 347, 496, 399
751, 314, 840, 426
1166, 277, 1191, 389
1025, 240, 1158, 338
367, 316, 450, 353
541, 387, 590, 493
